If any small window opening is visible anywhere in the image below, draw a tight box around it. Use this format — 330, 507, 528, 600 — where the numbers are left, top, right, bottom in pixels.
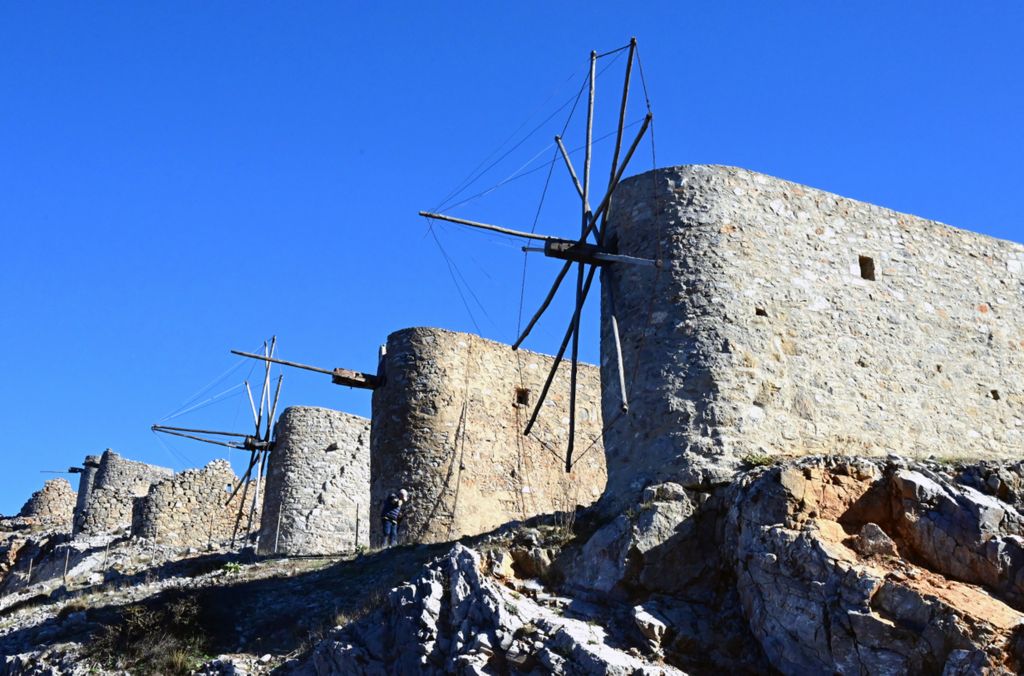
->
936, 365, 943, 373
515, 387, 531, 407
859, 256, 876, 281
991, 390, 1001, 401
755, 307, 768, 317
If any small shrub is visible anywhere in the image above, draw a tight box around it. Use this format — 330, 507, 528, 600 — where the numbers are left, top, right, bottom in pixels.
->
742, 453, 774, 467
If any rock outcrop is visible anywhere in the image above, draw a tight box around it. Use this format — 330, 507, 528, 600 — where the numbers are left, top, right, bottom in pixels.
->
304, 456, 1024, 675
307, 544, 681, 675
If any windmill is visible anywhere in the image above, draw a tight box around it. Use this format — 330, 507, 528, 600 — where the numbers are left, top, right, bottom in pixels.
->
151, 337, 283, 544
419, 38, 658, 472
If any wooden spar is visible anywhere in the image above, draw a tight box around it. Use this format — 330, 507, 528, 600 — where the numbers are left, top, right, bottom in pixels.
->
226, 450, 261, 505
523, 264, 597, 437
267, 374, 283, 440
563, 52, 598, 471
231, 350, 380, 389
234, 350, 332, 375
418, 211, 559, 243
584, 50, 596, 225
605, 274, 630, 412
607, 38, 637, 195
245, 380, 259, 427
151, 425, 248, 438
151, 427, 243, 449
256, 340, 272, 441
588, 112, 652, 234
522, 245, 659, 268
512, 260, 572, 350
554, 136, 584, 201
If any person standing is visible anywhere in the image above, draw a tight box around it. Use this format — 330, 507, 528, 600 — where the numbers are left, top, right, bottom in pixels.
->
381, 488, 408, 548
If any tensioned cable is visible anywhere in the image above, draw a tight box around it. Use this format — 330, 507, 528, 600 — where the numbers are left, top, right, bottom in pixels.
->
435, 49, 625, 214
427, 226, 484, 334
438, 118, 643, 215
434, 66, 587, 212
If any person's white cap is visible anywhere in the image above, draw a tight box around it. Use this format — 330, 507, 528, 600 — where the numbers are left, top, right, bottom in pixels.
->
399, 489, 409, 499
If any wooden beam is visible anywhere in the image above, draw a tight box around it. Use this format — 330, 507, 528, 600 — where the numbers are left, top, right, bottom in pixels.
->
418, 211, 559, 243
232, 350, 380, 389
331, 368, 379, 389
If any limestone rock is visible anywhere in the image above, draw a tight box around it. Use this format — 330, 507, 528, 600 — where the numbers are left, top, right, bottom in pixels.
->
305, 544, 683, 675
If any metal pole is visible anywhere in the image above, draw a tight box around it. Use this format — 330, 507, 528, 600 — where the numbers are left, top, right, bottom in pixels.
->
418, 211, 559, 242
62, 545, 71, 584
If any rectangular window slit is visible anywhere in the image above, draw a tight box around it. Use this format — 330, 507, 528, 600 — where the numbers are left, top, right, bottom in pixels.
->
859, 256, 876, 281
991, 389, 1001, 401
515, 387, 531, 407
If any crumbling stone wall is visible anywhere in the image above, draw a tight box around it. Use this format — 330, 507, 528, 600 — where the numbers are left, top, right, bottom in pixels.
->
76, 450, 172, 537
133, 460, 253, 549
71, 455, 100, 535
371, 327, 606, 546
601, 164, 1024, 506
17, 479, 75, 531
257, 406, 371, 556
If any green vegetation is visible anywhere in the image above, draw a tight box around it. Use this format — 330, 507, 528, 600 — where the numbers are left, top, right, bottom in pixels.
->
87, 595, 211, 675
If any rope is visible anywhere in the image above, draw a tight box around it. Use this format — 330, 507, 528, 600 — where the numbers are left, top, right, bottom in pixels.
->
427, 225, 485, 334
435, 49, 625, 214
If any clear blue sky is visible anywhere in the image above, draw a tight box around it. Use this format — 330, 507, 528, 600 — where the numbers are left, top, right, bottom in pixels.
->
2, 3, 1022, 513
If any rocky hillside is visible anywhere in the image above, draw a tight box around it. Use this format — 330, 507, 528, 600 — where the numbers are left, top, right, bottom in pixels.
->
4, 455, 1024, 674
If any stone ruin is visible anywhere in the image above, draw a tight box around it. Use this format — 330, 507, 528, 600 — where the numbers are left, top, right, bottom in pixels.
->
371, 327, 607, 546
73, 449, 173, 537
17, 479, 75, 531
601, 164, 1024, 508
132, 460, 254, 549
257, 406, 370, 556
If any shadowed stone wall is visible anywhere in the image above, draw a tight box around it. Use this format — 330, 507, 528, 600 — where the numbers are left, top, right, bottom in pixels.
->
601, 164, 1024, 507
371, 327, 606, 546
133, 460, 253, 549
257, 407, 371, 556
75, 450, 173, 537
18, 479, 76, 531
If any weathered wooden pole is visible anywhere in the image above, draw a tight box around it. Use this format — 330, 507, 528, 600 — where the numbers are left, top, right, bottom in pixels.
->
418, 211, 558, 242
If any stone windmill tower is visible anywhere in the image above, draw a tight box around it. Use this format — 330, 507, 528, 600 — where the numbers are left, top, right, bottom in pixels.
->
420, 38, 659, 473
152, 337, 283, 544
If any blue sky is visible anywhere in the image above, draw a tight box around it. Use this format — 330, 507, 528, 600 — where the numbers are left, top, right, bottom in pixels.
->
1, 3, 1022, 513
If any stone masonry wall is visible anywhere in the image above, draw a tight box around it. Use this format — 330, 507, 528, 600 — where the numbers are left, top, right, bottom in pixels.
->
371, 327, 606, 546
17, 479, 75, 531
257, 407, 371, 556
133, 460, 253, 549
71, 455, 100, 535
76, 450, 173, 537
601, 164, 1024, 507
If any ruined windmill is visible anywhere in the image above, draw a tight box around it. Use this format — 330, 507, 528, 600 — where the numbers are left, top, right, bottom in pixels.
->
419, 38, 658, 472
151, 337, 283, 541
